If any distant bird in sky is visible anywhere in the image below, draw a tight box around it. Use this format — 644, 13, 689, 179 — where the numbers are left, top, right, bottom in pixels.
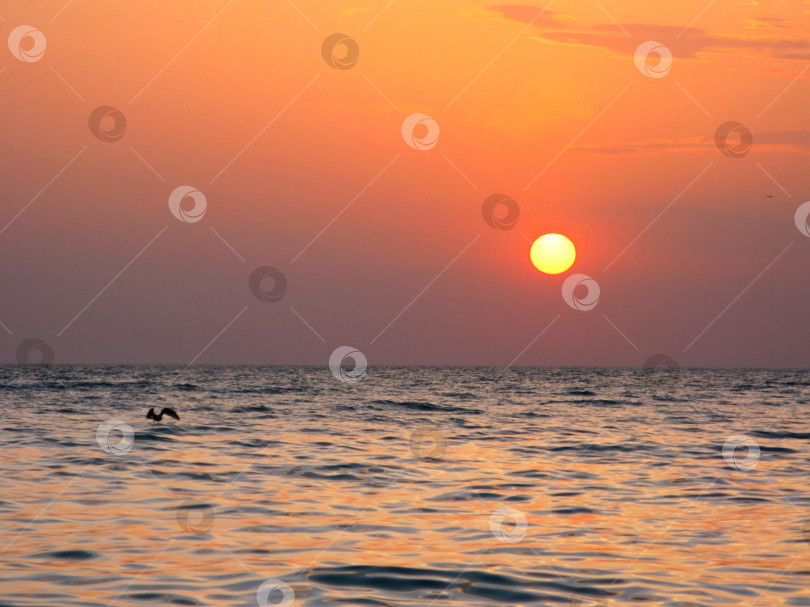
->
146, 407, 180, 422
765, 194, 775, 199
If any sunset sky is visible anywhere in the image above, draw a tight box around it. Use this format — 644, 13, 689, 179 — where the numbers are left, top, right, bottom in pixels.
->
1, 0, 809, 367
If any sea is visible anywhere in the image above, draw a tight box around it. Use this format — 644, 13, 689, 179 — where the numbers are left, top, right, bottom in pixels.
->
1, 365, 809, 607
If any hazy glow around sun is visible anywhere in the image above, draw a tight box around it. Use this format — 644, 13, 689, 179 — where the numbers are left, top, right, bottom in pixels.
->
530, 233, 576, 274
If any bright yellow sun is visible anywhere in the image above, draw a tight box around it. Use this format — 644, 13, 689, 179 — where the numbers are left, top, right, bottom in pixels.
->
530, 233, 576, 274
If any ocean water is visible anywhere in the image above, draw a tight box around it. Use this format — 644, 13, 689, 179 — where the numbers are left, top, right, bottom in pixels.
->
1, 366, 809, 607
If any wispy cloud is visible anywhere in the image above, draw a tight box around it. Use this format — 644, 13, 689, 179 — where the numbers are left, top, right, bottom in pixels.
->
744, 16, 802, 31
491, 4, 810, 61
575, 129, 810, 155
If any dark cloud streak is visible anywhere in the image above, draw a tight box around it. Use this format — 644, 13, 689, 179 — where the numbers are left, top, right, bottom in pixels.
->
493, 4, 810, 61
575, 130, 810, 155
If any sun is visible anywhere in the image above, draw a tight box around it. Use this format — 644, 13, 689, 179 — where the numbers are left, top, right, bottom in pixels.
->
530, 233, 576, 274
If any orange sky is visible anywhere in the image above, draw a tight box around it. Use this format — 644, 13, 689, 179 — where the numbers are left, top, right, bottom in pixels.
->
1, 0, 809, 366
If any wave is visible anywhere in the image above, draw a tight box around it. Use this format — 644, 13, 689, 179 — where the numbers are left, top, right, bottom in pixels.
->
372, 399, 476, 413
306, 565, 617, 603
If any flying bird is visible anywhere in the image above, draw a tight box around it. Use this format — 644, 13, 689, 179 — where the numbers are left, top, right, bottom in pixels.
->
146, 407, 180, 422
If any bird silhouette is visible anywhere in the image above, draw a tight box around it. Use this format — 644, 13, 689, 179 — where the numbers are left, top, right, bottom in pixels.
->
146, 407, 180, 422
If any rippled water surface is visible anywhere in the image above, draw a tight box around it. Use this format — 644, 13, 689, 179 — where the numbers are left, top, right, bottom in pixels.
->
2, 366, 809, 606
